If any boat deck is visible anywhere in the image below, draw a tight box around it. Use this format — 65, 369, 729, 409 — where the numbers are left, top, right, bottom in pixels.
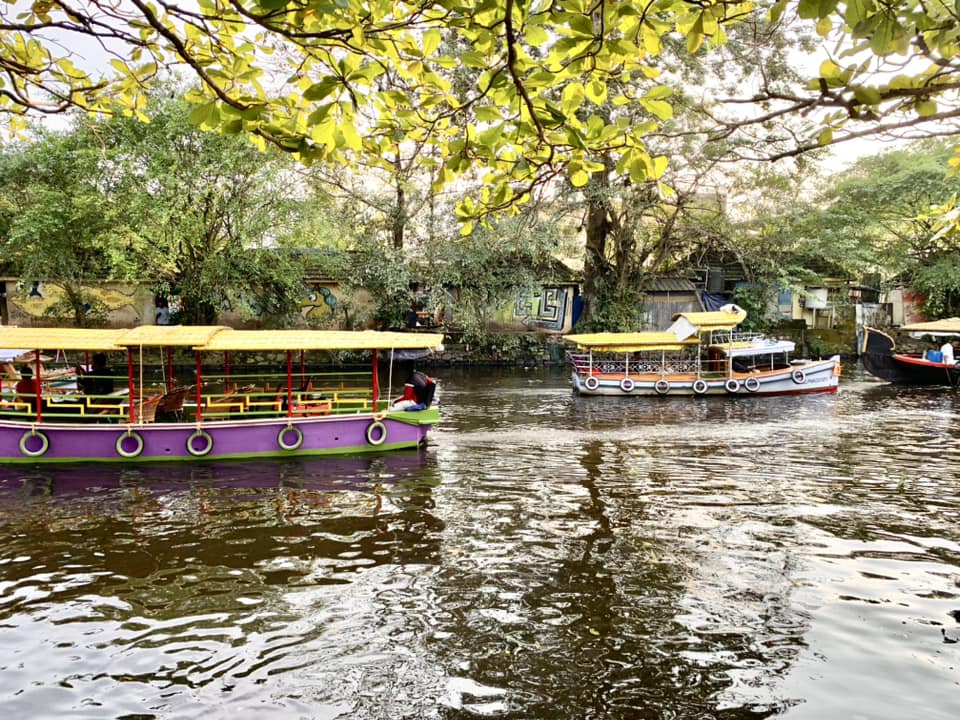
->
0, 370, 384, 425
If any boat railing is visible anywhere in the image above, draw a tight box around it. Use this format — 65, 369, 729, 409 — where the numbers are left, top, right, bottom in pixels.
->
0, 387, 134, 422
568, 352, 700, 375
0, 368, 390, 424
198, 371, 377, 420
708, 331, 764, 344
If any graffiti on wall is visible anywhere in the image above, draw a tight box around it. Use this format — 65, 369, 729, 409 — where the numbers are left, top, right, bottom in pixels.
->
299, 283, 340, 321
513, 286, 572, 332
6, 282, 150, 326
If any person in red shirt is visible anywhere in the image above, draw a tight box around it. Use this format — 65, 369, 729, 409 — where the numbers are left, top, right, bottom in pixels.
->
14, 365, 41, 413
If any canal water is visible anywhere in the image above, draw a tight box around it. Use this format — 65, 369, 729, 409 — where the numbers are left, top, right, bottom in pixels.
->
1, 363, 958, 719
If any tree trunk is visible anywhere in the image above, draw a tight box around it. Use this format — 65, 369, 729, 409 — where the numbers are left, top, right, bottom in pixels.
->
581, 168, 612, 327
392, 154, 405, 250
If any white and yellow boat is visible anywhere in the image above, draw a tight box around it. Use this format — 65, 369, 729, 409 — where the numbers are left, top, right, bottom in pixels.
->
565, 305, 840, 397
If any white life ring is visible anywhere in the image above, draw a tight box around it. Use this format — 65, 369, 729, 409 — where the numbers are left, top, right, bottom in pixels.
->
19, 429, 49, 458
583, 375, 600, 391
366, 420, 387, 446
277, 425, 304, 451
619, 377, 635, 393
725, 378, 741, 393
744, 376, 761, 393
654, 379, 670, 395
692, 379, 709, 395
792, 369, 807, 384
116, 430, 144, 458
186, 428, 213, 457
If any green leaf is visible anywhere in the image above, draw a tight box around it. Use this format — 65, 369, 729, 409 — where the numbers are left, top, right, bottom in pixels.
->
844, 0, 875, 26
222, 118, 243, 134
628, 157, 647, 183
643, 85, 673, 101
570, 168, 589, 187
584, 80, 607, 105
641, 99, 673, 120
422, 29, 442, 57
525, 25, 549, 46
304, 78, 340, 102
651, 155, 668, 179
340, 121, 363, 151
568, 14, 595, 38
768, 0, 788, 23
475, 105, 502, 122
187, 101, 215, 127
798, 0, 838, 19
852, 86, 882, 105
686, 31, 704, 54
478, 123, 503, 146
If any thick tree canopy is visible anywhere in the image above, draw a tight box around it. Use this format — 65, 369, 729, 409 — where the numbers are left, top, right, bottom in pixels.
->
0, 89, 311, 325
3, 0, 959, 212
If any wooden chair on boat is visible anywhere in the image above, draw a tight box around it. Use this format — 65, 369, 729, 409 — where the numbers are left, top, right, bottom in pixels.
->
156, 385, 191, 422
130, 396, 161, 424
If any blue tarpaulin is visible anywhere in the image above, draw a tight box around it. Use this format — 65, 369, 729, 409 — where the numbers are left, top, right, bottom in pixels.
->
700, 293, 728, 311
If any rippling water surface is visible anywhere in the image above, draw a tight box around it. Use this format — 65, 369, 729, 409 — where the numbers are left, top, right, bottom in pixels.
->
1, 364, 959, 719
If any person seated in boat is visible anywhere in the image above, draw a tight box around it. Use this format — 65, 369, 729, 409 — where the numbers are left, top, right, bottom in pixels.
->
390, 369, 437, 411
1, 361, 19, 392
940, 340, 958, 364
14, 365, 42, 413
410, 369, 436, 408
77, 353, 115, 397
391, 381, 418, 410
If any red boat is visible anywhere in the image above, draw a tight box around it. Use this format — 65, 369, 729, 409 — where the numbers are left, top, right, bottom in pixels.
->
860, 321, 960, 386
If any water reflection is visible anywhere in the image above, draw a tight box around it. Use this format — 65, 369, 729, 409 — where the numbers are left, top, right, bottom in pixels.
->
1, 366, 959, 718
0, 452, 445, 718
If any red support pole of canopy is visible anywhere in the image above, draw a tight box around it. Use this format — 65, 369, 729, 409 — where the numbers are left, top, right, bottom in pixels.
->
286, 351, 293, 418
33, 349, 43, 423
371, 350, 379, 407
195, 352, 203, 423
127, 349, 135, 424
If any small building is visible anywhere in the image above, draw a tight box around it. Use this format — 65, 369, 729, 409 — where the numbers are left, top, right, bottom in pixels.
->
638, 277, 703, 330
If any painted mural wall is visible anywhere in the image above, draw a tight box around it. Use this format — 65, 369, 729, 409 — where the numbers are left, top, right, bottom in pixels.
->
1, 279, 572, 334
2, 280, 156, 328
512, 286, 575, 333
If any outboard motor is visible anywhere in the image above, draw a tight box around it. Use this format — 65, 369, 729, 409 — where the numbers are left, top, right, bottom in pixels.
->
411, 370, 436, 407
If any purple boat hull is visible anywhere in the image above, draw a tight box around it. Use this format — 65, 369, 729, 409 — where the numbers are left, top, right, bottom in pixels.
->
0, 408, 440, 464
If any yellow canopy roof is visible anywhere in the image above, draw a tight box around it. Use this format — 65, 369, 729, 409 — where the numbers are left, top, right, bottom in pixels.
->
2, 326, 444, 353
0, 327, 127, 351
901, 318, 960, 335
194, 329, 445, 352
116, 325, 228, 348
563, 331, 697, 352
672, 305, 747, 331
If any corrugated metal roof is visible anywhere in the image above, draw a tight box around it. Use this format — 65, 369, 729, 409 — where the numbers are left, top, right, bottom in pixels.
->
647, 277, 698, 293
